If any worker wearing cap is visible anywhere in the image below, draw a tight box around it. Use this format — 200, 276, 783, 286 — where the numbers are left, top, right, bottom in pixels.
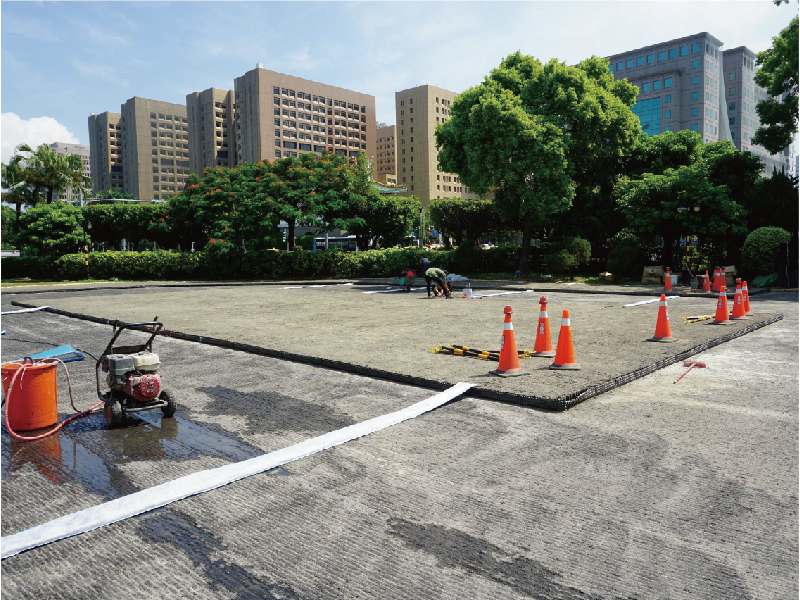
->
425, 267, 451, 298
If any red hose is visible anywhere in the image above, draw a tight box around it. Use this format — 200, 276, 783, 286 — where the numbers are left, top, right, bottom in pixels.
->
3, 358, 103, 441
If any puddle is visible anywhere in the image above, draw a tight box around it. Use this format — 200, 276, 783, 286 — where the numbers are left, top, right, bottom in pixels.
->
2, 411, 271, 500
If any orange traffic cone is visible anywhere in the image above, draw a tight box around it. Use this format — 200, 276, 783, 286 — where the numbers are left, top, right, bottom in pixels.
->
712, 286, 732, 324
702, 270, 711, 292
490, 306, 528, 377
731, 281, 747, 319
649, 294, 677, 342
550, 310, 581, 370
743, 281, 753, 316
712, 267, 723, 292
664, 268, 673, 292
533, 296, 556, 357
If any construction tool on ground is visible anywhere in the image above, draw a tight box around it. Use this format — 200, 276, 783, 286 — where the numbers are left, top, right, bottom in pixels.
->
429, 344, 535, 362
395, 269, 416, 292
97, 318, 176, 428
674, 360, 707, 383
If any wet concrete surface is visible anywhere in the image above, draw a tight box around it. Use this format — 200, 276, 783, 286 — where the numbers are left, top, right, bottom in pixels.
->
1, 289, 797, 599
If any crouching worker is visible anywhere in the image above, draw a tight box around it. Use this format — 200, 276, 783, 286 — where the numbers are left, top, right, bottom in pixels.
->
425, 267, 451, 298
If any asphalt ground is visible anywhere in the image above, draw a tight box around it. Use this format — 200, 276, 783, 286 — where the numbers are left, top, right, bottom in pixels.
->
0, 287, 797, 599
2, 283, 782, 407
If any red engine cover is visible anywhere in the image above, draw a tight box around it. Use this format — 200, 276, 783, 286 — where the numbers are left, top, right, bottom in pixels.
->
123, 374, 162, 402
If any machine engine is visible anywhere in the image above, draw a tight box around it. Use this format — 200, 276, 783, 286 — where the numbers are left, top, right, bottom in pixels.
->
102, 351, 162, 402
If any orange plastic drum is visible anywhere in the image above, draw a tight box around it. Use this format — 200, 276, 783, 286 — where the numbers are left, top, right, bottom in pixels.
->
1, 361, 58, 431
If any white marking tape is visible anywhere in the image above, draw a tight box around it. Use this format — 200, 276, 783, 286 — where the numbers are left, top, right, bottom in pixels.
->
1, 306, 50, 315
623, 296, 679, 307
362, 287, 426, 294
0, 382, 475, 559
282, 286, 303, 289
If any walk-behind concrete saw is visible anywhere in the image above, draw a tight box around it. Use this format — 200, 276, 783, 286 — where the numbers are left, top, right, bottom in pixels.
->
97, 318, 176, 428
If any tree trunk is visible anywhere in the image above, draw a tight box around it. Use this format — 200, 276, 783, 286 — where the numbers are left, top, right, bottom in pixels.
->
287, 221, 295, 250
15, 202, 22, 233
47, 187, 54, 204
662, 233, 676, 272
518, 219, 532, 272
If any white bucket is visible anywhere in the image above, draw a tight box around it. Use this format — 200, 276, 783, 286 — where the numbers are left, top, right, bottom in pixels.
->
670, 274, 678, 285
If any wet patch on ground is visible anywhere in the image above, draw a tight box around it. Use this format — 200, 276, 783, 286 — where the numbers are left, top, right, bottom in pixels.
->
387, 517, 614, 599
198, 387, 357, 436
139, 509, 307, 600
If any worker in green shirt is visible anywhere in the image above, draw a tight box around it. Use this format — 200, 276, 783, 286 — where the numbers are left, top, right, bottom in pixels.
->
425, 267, 451, 298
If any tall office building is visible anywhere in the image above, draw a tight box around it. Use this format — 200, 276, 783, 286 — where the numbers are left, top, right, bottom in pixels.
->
394, 85, 483, 205
375, 123, 396, 183
87, 112, 123, 196
233, 64, 376, 164
608, 33, 792, 176
120, 97, 189, 201
50, 142, 91, 203
186, 88, 236, 175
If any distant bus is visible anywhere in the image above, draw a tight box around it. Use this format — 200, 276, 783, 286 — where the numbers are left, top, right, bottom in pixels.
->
313, 236, 358, 251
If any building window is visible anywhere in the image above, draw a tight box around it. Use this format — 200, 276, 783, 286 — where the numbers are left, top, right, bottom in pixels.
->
665, 94, 671, 103
616, 61, 623, 71
637, 56, 644, 66
647, 54, 654, 64
626, 59, 633, 69
669, 49, 677, 59
692, 43, 701, 53
692, 60, 699, 69
680, 45, 689, 56
664, 126, 671, 132
729, 87, 736, 96
692, 76, 699, 85
665, 110, 671, 118
691, 92, 698, 100
691, 124, 698, 131
653, 80, 661, 90
631, 97, 662, 137
664, 77, 672, 88
642, 82, 650, 92
658, 51, 665, 61
729, 72, 736, 81
729, 101, 736, 111
692, 108, 699, 116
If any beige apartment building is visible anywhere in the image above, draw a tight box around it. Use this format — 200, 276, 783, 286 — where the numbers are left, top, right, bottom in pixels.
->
233, 64, 377, 164
375, 123, 396, 183
120, 97, 189, 201
50, 142, 91, 203
394, 85, 482, 205
87, 111, 123, 196
186, 88, 236, 175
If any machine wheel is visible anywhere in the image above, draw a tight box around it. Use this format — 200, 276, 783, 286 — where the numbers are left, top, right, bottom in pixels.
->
160, 389, 176, 418
103, 396, 123, 428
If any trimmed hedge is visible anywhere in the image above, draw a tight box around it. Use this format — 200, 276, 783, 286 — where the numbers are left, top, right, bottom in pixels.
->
3, 246, 523, 282
741, 227, 792, 276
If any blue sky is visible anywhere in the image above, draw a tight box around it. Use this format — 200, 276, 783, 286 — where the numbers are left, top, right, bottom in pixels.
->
1, 1, 795, 163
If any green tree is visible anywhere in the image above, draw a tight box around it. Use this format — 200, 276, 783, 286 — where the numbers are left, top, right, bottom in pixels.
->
18, 202, 88, 258
429, 197, 504, 248
1, 205, 18, 249
753, 14, 799, 154
436, 52, 641, 270
746, 169, 799, 233
18, 144, 92, 204
346, 193, 421, 249
2, 145, 45, 230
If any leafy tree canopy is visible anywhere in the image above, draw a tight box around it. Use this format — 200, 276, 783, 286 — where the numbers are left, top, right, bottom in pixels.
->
435, 52, 641, 268
753, 15, 799, 153
429, 197, 504, 247
18, 202, 87, 258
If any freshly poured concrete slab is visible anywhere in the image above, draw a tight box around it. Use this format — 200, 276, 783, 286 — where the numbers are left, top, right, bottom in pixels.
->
11, 285, 780, 409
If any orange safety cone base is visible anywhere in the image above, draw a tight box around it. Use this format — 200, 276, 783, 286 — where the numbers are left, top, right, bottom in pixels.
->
648, 335, 677, 342
549, 362, 581, 370
710, 319, 734, 325
533, 350, 556, 358
490, 367, 530, 377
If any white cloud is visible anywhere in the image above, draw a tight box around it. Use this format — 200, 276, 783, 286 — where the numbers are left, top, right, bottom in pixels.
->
1, 113, 80, 165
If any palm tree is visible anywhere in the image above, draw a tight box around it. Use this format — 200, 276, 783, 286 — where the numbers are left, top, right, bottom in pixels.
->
1, 146, 44, 232
18, 143, 91, 204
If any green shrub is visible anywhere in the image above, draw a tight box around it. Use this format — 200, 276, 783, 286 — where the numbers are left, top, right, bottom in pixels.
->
606, 230, 651, 277
741, 227, 791, 276
1, 256, 58, 279
543, 237, 591, 273
18, 202, 87, 258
